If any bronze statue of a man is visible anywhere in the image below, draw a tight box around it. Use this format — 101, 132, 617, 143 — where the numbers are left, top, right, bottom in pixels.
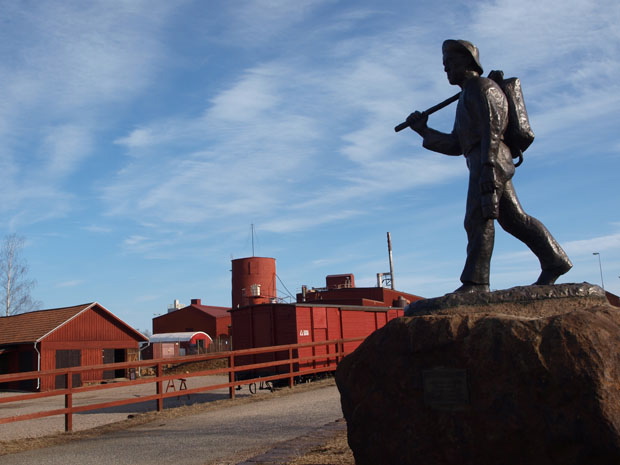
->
406, 40, 572, 293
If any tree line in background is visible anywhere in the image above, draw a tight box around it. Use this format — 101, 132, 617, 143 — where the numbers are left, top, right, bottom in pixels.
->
0, 233, 41, 316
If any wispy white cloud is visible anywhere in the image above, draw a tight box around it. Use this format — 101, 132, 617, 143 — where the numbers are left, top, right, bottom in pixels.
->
104, 7, 472, 235
207, 66, 283, 122
0, 0, 183, 228
82, 225, 113, 234
41, 125, 93, 178
217, 0, 332, 45
469, 0, 620, 133
0, 1, 173, 116
106, 60, 328, 225
564, 233, 620, 256
495, 231, 620, 265
262, 209, 364, 234
115, 128, 159, 150
470, 0, 619, 69
122, 234, 176, 259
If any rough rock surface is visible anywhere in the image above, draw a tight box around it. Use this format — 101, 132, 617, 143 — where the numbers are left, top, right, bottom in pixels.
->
405, 282, 607, 317
336, 283, 620, 465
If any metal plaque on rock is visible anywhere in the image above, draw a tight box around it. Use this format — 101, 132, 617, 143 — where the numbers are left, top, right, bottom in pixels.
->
422, 367, 469, 411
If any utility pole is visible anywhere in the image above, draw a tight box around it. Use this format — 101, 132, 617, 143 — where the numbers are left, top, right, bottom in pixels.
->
387, 232, 395, 290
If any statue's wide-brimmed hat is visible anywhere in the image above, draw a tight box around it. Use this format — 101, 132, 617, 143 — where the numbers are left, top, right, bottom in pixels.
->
442, 39, 483, 75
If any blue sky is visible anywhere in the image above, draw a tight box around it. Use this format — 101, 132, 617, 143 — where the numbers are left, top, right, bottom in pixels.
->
1, 0, 618, 333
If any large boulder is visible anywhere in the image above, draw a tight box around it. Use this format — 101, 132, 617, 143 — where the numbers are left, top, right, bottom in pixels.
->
336, 284, 620, 465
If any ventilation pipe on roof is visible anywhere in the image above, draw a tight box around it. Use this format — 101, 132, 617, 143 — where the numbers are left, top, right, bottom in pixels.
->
139, 341, 152, 360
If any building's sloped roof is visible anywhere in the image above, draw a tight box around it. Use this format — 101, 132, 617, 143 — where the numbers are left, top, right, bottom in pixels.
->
0, 302, 148, 345
0, 303, 93, 345
149, 331, 212, 343
154, 300, 231, 322
192, 304, 230, 318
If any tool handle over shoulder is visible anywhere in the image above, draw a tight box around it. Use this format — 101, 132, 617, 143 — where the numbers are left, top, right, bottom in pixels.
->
394, 92, 461, 132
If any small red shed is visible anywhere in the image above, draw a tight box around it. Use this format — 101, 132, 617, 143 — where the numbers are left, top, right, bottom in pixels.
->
0, 303, 147, 391
152, 299, 231, 351
144, 331, 213, 359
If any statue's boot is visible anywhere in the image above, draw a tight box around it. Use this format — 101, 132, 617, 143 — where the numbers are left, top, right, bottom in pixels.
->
453, 282, 490, 293
534, 261, 573, 286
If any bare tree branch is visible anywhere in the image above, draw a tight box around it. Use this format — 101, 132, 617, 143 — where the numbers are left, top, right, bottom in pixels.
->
0, 233, 41, 316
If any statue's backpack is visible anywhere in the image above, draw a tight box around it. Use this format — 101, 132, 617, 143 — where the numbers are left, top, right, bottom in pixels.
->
488, 70, 535, 167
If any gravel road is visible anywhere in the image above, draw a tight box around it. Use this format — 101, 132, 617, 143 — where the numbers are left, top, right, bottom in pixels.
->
0, 379, 343, 465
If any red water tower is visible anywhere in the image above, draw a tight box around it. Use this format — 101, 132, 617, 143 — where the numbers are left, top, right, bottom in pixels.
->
231, 257, 277, 309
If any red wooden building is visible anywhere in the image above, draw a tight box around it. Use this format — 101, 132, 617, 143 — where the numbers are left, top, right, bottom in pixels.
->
0, 303, 147, 391
152, 299, 231, 351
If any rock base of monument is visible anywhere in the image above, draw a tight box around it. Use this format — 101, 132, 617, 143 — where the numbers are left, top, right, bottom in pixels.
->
336, 283, 620, 465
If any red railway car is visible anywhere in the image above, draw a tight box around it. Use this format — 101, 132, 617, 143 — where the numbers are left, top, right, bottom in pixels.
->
230, 303, 404, 381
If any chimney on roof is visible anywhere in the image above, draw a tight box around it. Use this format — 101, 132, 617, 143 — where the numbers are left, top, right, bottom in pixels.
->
191, 299, 201, 305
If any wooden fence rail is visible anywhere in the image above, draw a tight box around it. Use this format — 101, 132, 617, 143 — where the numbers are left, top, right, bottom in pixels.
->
0, 337, 364, 432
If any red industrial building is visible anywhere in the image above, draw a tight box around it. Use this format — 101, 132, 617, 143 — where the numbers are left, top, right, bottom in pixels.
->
152, 299, 231, 351
606, 291, 620, 307
231, 272, 423, 357
230, 257, 424, 379
0, 303, 147, 391
298, 273, 421, 307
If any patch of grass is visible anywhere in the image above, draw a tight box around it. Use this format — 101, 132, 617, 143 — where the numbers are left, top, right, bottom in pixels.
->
288, 429, 354, 465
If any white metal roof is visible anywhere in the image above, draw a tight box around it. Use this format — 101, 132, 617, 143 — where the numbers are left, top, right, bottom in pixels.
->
149, 331, 213, 343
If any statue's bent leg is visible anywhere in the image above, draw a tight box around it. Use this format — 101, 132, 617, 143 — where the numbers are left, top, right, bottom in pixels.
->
497, 181, 572, 284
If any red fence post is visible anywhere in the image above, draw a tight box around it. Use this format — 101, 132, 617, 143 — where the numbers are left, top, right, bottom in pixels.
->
156, 362, 163, 412
288, 347, 294, 388
64, 372, 73, 432
228, 353, 235, 400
